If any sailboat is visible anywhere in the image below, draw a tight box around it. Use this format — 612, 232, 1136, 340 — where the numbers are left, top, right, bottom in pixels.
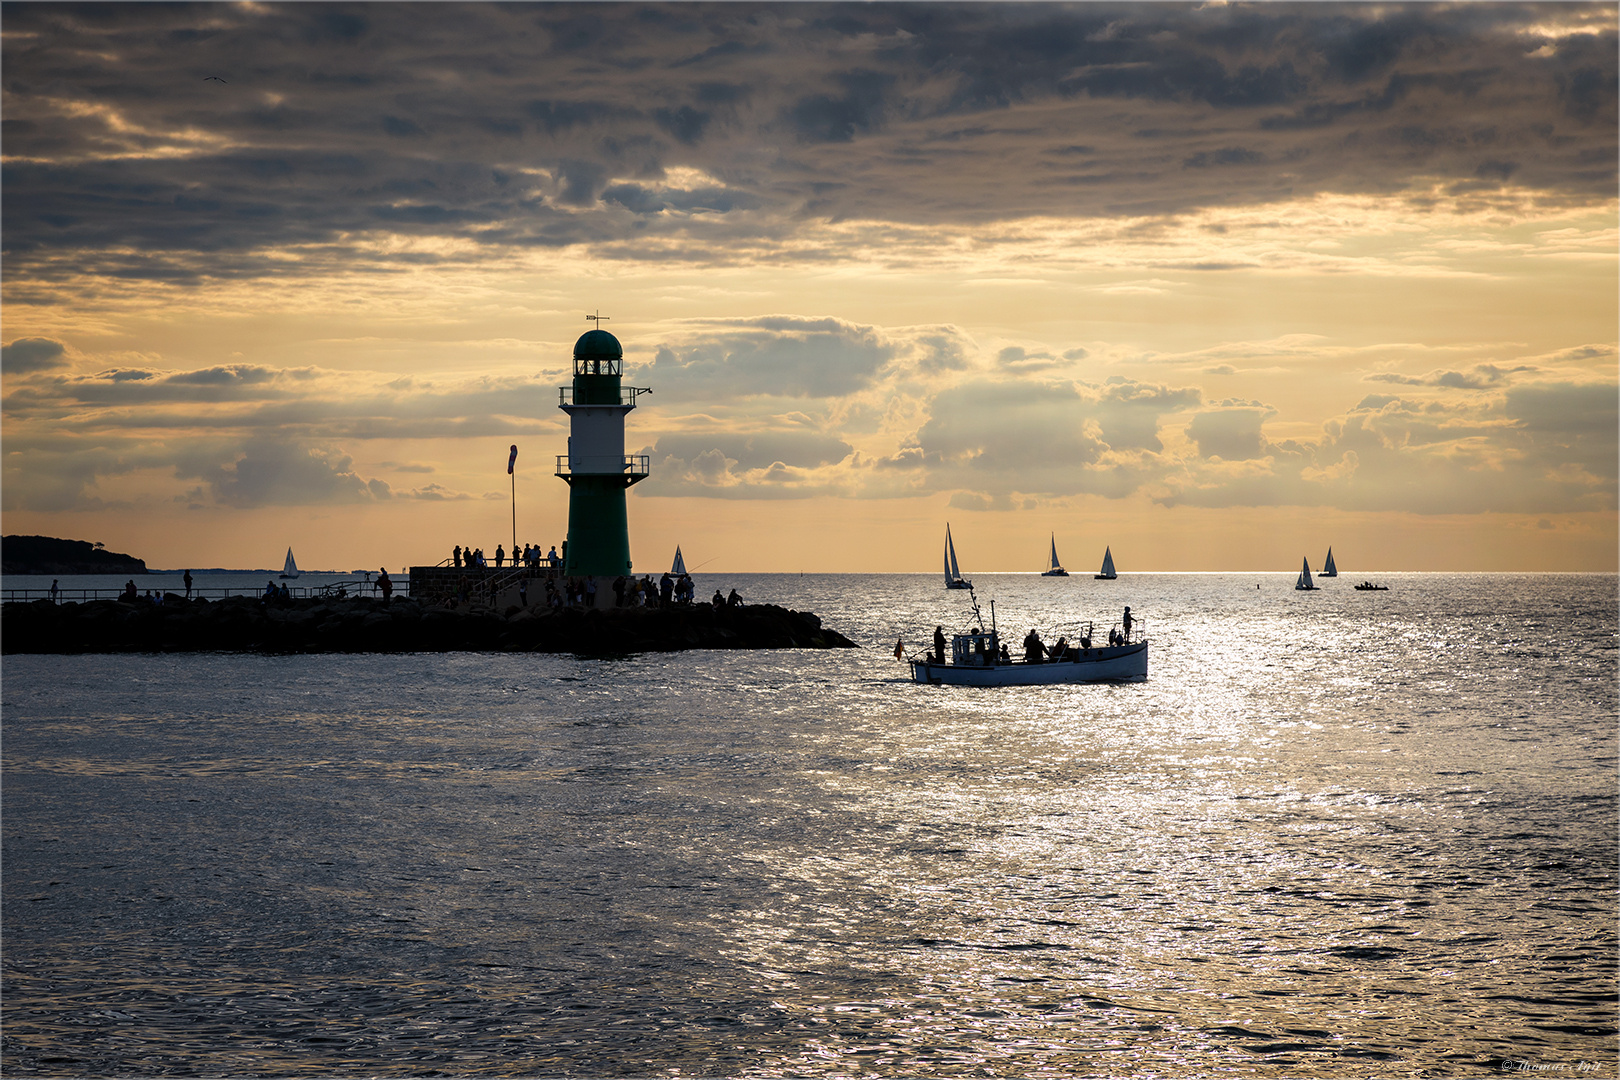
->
670, 545, 687, 576
1320, 547, 1338, 578
1041, 533, 1068, 577
1295, 556, 1316, 591
279, 547, 301, 579
1094, 546, 1117, 580
943, 524, 972, 589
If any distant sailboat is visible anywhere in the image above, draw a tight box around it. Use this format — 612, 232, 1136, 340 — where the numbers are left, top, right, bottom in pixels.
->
1295, 556, 1316, 591
279, 547, 301, 579
1321, 547, 1338, 578
944, 524, 972, 589
1095, 546, 1117, 580
670, 545, 687, 576
1041, 533, 1068, 577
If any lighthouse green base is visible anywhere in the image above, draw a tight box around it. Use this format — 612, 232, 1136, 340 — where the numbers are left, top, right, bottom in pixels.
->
562, 475, 634, 577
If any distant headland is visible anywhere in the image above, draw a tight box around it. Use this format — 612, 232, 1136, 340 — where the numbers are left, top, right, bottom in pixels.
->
2, 535, 147, 576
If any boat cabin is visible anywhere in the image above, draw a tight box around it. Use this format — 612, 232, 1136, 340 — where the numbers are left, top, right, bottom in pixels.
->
950, 629, 1000, 666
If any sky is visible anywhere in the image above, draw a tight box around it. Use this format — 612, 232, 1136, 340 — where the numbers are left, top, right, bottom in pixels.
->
2, 2, 1616, 574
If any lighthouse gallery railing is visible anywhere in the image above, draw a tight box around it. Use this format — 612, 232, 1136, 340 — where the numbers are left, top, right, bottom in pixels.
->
554, 454, 650, 478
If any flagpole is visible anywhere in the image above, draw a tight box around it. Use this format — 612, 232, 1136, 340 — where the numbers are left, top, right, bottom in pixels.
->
507, 443, 519, 558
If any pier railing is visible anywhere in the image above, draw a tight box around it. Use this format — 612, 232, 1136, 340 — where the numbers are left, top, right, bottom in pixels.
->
2, 581, 412, 604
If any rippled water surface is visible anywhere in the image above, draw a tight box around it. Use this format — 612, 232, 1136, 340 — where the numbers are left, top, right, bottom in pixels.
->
4, 573, 1615, 1076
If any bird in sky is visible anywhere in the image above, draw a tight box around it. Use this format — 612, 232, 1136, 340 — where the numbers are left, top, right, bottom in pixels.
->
203, 75, 226, 83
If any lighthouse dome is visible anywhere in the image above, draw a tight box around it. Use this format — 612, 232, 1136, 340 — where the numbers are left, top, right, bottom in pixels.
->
573, 329, 623, 360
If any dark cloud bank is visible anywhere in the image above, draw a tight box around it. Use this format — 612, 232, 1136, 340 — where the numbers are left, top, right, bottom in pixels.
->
3, 2, 1614, 283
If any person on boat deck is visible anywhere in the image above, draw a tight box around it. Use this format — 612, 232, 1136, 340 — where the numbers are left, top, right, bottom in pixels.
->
998, 643, 1010, 663
1079, 626, 1092, 651
1122, 606, 1133, 641
1023, 628, 1044, 663
1048, 635, 1068, 660
933, 625, 946, 663
1108, 627, 1121, 647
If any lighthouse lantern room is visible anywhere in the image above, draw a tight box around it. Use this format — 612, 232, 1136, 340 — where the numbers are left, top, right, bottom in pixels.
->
555, 321, 650, 577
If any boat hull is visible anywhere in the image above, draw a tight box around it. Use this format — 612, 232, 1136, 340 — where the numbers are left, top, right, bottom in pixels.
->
1041, 569, 1068, 577
910, 641, 1147, 686
945, 580, 973, 589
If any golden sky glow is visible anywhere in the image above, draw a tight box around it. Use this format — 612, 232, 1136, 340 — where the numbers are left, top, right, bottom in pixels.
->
3, 3, 1615, 572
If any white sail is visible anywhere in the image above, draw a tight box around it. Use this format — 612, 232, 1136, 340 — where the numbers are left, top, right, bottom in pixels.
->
1322, 547, 1337, 577
1041, 533, 1068, 576
280, 547, 300, 578
944, 524, 970, 587
1096, 546, 1116, 579
671, 545, 687, 576
1296, 556, 1314, 590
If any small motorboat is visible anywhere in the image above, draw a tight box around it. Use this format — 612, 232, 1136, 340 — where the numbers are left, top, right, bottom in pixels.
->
1353, 581, 1388, 591
904, 594, 1146, 686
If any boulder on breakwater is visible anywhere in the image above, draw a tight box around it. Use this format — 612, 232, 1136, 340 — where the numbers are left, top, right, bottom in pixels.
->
1, 595, 857, 655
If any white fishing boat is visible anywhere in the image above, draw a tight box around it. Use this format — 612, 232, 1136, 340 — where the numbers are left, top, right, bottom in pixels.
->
1095, 545, 1117, 580
944, 523, 972, 589
1040, 533, 1068, 577
1321, 547, 1338, 578
670, 545, 687, 576
279, 547, 301, 579
1295, 556, 1316, 591
905, 596, 1146, 686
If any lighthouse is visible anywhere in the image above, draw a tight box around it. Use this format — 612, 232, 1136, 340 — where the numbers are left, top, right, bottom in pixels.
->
555, 321, 650, 577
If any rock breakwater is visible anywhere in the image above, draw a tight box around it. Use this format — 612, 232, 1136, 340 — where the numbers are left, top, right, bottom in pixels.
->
2, 596, 857, 655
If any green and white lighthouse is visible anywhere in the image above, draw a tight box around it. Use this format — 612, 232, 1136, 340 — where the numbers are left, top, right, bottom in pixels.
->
555, 321, 650, 577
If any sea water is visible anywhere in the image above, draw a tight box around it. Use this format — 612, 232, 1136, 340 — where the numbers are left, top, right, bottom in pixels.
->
3, 573, 1615, 1076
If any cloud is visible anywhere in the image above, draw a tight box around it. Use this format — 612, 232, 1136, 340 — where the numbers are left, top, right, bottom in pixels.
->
645, 316, 896, 400
638, 429, 855, 500
2, 4, 1611, 284
2, 338, 68, 374
175, 439, 383, 509
1157, 380, 1618, 514
902, 375, 1201, 500
1365, 363, 1537, 389
1186, 404, 1276, 460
